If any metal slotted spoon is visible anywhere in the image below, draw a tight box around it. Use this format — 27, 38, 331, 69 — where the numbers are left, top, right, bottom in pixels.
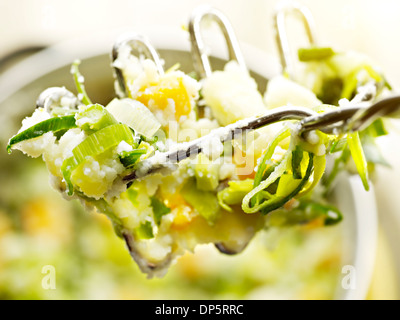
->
11, 1, 398, 299
34, 6, 400, 184
119, 4, 400, 182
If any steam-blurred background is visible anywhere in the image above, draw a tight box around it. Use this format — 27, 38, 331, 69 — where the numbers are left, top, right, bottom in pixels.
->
0, 0, 399, 300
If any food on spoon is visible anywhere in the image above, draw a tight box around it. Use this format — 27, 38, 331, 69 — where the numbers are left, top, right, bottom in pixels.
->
7, 42, 391, 278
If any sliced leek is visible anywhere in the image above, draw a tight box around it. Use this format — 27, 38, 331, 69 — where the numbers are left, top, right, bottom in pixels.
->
119, 149, 147, 168
106, 98, 161, 138
61, 124, 137, 195
348, 132, 369, 191
298, 47, 335, 62
75, 104, 118, 133
7, 115, 77, 153
71, 60, 92, 105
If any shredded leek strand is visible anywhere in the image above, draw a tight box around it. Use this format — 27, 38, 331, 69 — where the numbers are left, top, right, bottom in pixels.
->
7, 115, 77, 153
259, 153, 314, 215
71, 60, 92, 105
298, 47, 335, 62
254, 129, 291, 187
297, 155, 326, 197
348, 132, 370, 191
242, 147, 292, 214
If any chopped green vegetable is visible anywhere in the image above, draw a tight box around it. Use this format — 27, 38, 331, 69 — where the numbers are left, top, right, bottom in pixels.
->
297, 155, 326, 198
194, 153, 220, 191
266, 200, 342, 227
150, 196, 171, 226
217, 179, 254, 212
126, 187, 139, 205
243, 151, 314, 215
253, 129, 291, 187
298, 47, 335, 62
106, 98, 161, 138
75, 104, 118, 133
348, 132, 369, 191
135, 221, 154, 239
61, 123, 137, 195
7, 115, 77, 153
181, 178, 220, 224
275, 174, 302, 198
50, 107, 77, 117
368, 118, 388, 137
291, 145, 304, 179
71, 60, 92, 105
330, 138, 347, 153
119, 149, 147, 168
259, 153, 314, 215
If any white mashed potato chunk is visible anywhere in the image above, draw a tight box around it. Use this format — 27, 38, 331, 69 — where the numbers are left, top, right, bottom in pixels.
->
115, 52, 201, 130
202, 61, 267, 126
14, 132, 56, 159
264, 75, 322, 109
71, 151, 126, 199
42, 128, 86, 177
135, 235, 173, 264
12, 108, 54, 158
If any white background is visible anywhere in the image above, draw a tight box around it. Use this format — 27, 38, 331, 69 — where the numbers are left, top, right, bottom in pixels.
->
1, 0, 399, 88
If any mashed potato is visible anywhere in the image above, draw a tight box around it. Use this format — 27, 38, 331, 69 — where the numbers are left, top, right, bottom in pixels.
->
9, 40, 386, 279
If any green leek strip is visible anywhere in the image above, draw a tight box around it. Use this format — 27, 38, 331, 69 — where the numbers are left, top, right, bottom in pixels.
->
250, 128, 291, 208
135, 221, 154, 239
298, 47, 335, 62
181, 178, 220, 224
119, 149, 147, 168
75, 104, 118, 133
297, 155, 326, 198
242, 146, 292, 214
275, 174, 302, 198
106, 98, 161, 138
330, 138, 347, 153
243, 152, 314, 214
291, 145, 304, 179
341, 71, 359, 100
61, 124, 136, 195
7, 115, 77, 153
260, 153, 314, 215
304, 201, 343, 226
348, 132, 369, 191
296, 200, 342, 226
51, 107, 77, 117
71, 60, 92, 105
150, 196, 171, 226
254, 129, 291, 187
217, 179, 254, 212
266, 200, 342, 227
368, 118, 388, 137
